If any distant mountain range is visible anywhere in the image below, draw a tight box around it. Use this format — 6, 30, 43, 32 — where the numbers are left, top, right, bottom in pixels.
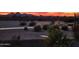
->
0, 12, 76, 16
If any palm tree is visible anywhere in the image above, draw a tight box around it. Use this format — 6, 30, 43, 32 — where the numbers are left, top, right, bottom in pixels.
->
45, 25, 71, 47
45, 25, 63, 46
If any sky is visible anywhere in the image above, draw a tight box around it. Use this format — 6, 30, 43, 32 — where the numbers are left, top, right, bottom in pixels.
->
0, 0, 78, 12
0, 12, 75, 16
0, 0, 78, 16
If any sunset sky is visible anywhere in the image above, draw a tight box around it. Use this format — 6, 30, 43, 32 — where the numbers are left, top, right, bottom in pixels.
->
0, 12, 77, 16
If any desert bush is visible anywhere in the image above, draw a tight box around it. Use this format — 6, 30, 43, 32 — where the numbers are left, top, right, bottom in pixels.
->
34, 25, 42, 32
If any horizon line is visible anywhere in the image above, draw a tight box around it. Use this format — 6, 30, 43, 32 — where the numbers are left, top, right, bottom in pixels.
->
0, 12, 77, 16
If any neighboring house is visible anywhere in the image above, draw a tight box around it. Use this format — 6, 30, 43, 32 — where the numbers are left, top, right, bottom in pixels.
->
54, 21, 67, 29
54, 20, 67, 26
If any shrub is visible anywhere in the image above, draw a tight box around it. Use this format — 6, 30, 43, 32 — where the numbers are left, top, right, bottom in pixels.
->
29, 21, 36, 26
53, 25, 59, 29
34, 25, 42, 32
61, 26, 68, 31
42, 25, 49, 31
20, 22, 26, 26
24, 27, 28, 31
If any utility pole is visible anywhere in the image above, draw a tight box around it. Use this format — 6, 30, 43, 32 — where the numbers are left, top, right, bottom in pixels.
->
74, 13, 77, 25
74, 12, 78, 32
